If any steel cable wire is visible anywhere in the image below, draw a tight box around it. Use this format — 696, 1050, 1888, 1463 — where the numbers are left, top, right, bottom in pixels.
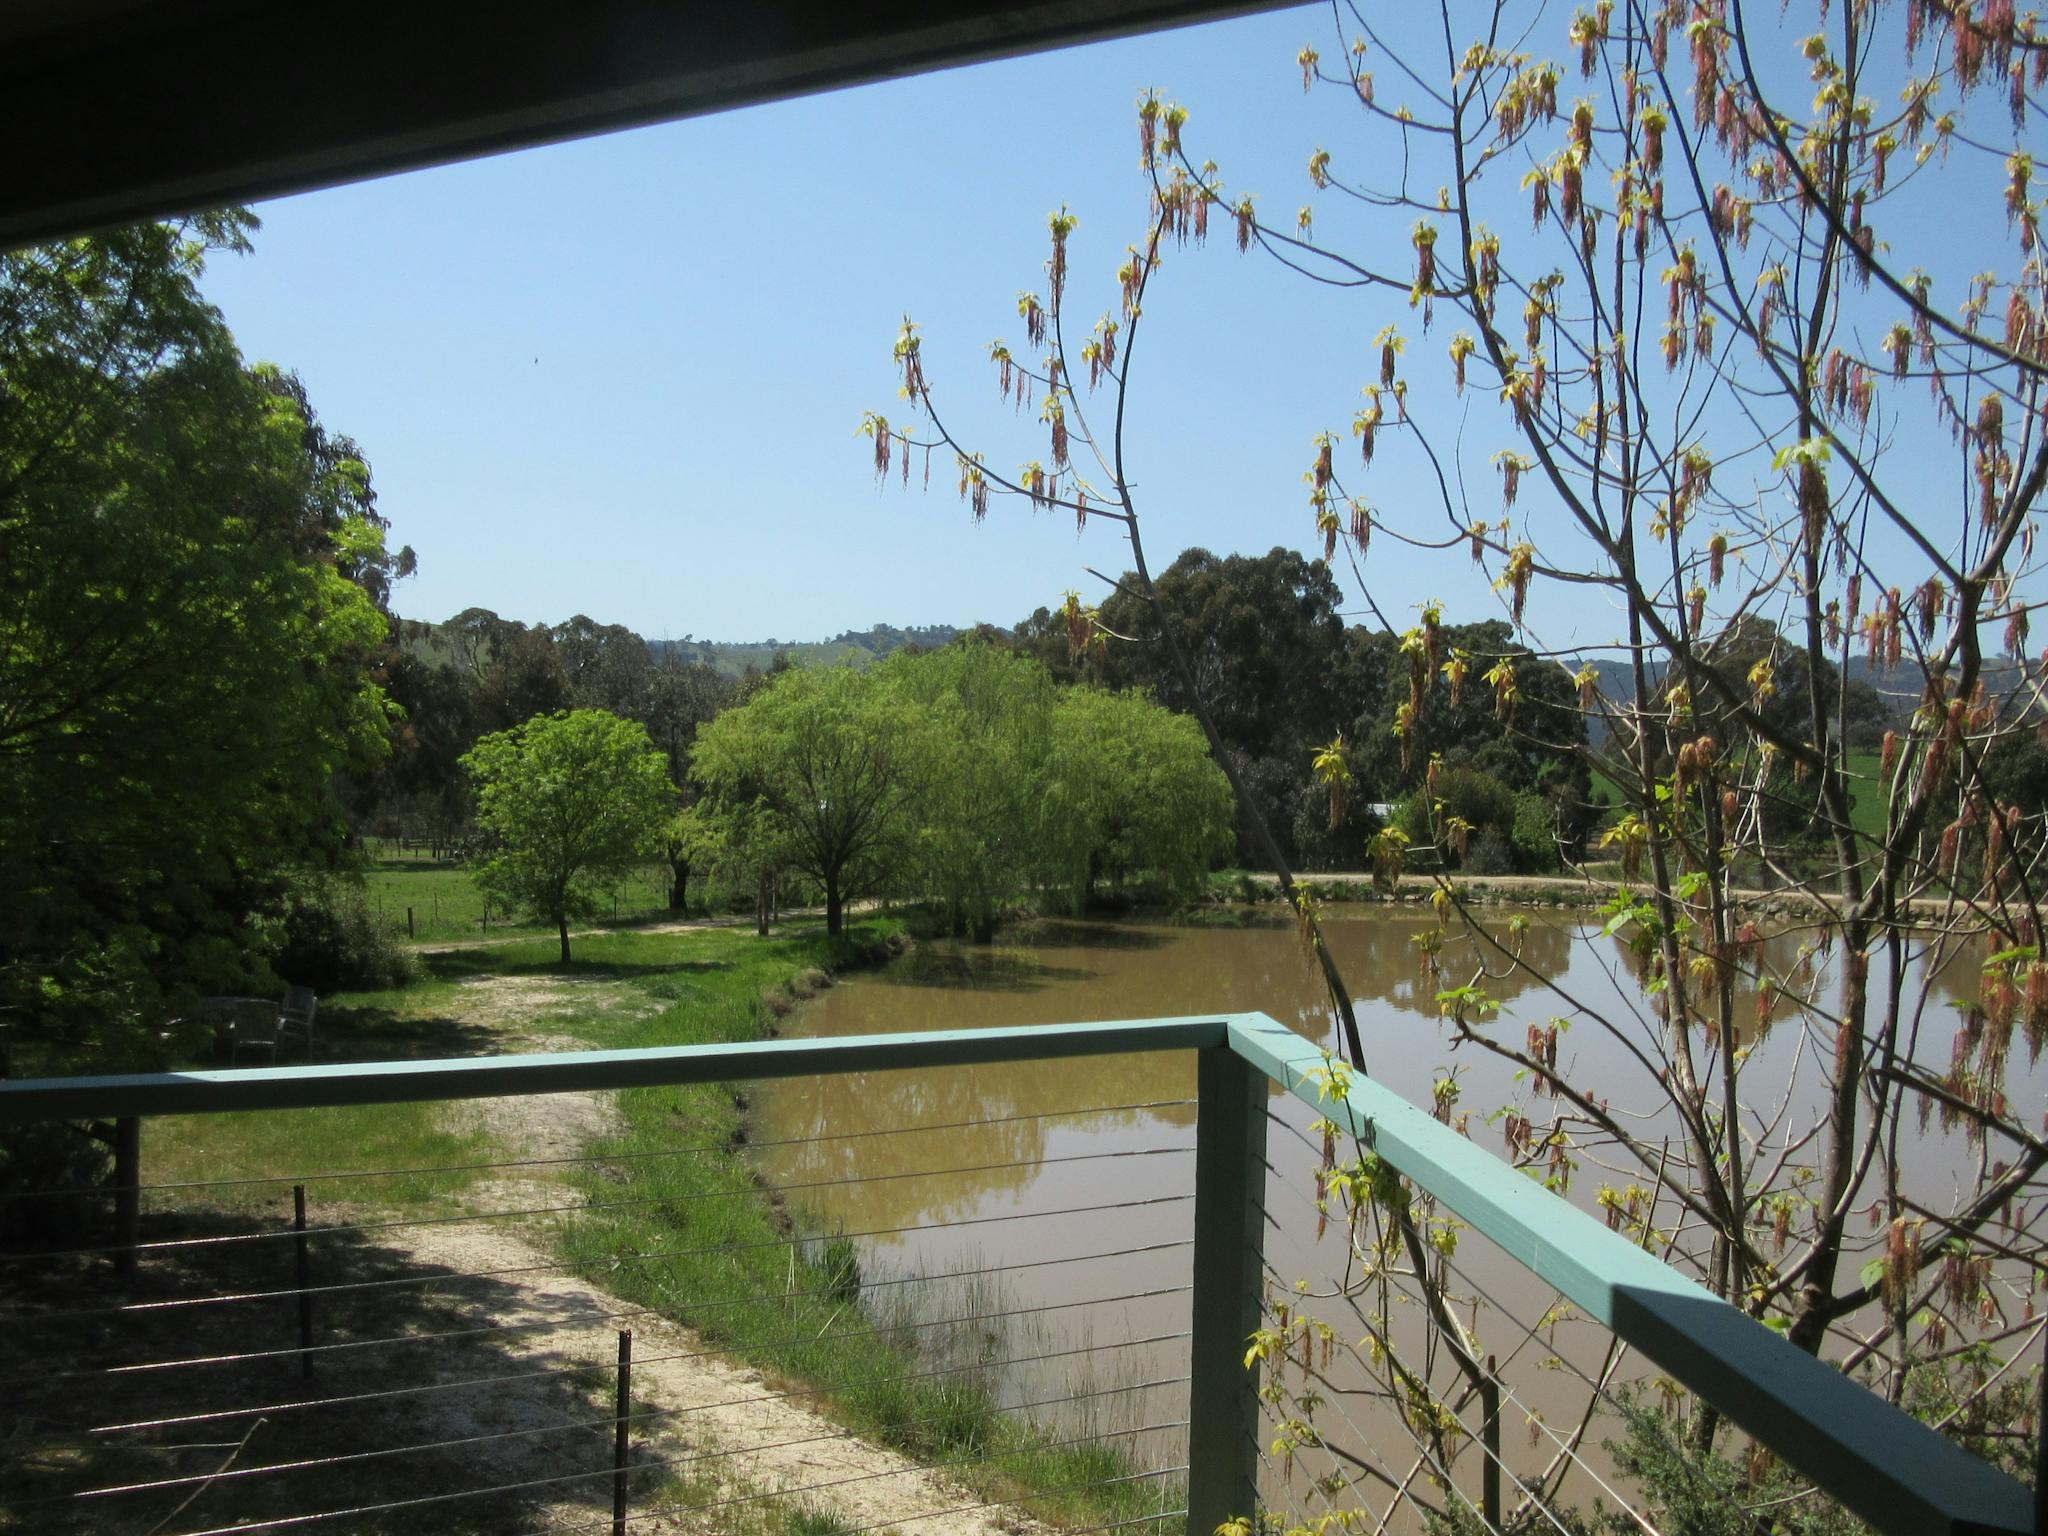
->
535, 1450, 1191, 1536
164, 1414, 1192, 1535
0, 1145, 1196, 1266
0, 1100, 1199, 1204
26, 1194, 1194, 1322
1248, 1252, 1587, 1536
45, 1365, 1192, 1507
5, 1280, 1194, 1389
47, 1326, 1193, 1443
6, 1241, 1194, 1445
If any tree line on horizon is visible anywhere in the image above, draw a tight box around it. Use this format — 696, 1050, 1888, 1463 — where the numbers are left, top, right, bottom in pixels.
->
363, 546, 1632, 886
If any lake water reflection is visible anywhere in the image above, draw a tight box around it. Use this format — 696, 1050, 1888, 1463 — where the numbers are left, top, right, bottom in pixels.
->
748, 909, 2038, 1519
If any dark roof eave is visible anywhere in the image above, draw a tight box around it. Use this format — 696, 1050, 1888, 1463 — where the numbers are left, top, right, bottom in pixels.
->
2, 0, 1294, 250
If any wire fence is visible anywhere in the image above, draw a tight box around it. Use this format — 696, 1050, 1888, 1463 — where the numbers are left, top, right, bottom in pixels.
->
6, 1018, 2036, 1536
0, 1093, 1198, 1536
1246, 1097, 1906, 1536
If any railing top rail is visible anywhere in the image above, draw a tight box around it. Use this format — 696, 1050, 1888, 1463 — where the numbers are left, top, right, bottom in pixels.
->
1223, 1012, 2036, 1536
0, 1015, 1231, 1122
4, 1006, 2032, 1534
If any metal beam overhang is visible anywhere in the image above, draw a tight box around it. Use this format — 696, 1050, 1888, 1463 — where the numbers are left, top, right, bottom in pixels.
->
1, 0, 1296, 250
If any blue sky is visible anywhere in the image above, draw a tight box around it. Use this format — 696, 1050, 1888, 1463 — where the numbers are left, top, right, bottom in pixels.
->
197, 2, 2035, 653
196, 4, 1512, 643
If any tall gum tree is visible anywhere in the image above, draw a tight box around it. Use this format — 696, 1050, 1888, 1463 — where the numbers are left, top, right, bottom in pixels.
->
864, 0, 2048, 1513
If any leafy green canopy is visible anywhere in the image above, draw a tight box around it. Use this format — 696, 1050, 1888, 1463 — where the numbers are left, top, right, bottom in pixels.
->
692, 665, 919, 935
691, 641, 1233, 932
881, 642, 1055, 940
1039, 683, 1234, 916
0, 214, 401, 1073
463, 710, 674, 963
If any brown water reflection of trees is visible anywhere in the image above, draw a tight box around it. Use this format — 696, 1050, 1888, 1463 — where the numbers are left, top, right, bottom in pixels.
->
757, 913, 2040, 1261
752, 1052, 1196, 1232
751, 912, 1568, 1236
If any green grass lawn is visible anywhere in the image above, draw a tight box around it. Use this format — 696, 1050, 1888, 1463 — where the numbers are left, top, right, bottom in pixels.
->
359, 858, 675, 944
1842, 747, 1887, 845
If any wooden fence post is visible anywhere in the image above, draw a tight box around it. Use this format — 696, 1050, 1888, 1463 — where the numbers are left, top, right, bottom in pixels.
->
294, 1183, 314, 1377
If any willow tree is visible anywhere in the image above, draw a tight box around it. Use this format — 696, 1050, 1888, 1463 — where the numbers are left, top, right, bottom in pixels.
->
867, 0, 2048, 1519
692, 665, 918, 935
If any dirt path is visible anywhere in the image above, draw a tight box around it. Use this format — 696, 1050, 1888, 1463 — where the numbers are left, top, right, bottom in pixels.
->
379, 1215, 1035, 1536
408, 977, 1036, 1536
418, 912, 748, 957
417, 900, 890, 957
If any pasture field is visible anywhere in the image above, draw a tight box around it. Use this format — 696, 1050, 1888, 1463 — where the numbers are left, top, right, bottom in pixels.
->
359, 858, 675, 944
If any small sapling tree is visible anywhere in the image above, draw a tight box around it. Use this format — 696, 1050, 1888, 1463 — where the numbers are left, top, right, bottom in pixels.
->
464, 709, 673, 963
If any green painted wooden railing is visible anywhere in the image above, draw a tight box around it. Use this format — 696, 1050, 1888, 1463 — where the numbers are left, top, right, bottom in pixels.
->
0, 1012, 2033, 1536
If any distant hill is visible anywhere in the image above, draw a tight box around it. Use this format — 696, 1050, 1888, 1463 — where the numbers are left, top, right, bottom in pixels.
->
394, 613, 975, 680
648, 623, 972, 678
1572, 651, 2028, 739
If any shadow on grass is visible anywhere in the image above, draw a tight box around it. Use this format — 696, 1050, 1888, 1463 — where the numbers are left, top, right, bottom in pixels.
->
420, 950, 733, 986
0, 1204, 646, 1535
311, 1006, 508, 1063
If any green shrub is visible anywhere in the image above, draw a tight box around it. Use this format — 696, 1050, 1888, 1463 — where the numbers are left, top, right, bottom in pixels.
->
274, 884, 417, 992
1397, 767, 1517, 871
0, 1121, 110, 1241
1466, 824, 1515, 874
1512, 791, 1560, 871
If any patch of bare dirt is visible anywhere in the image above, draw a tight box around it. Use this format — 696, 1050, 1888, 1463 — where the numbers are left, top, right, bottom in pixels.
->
454, 976, 662, 1033
442, 1019, 625, 1165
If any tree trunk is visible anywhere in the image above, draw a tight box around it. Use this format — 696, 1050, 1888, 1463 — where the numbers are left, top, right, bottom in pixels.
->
756, 872, 771, 937
557, 914, 571, 965
825, 883, 844, 936
668, 857, 689, 915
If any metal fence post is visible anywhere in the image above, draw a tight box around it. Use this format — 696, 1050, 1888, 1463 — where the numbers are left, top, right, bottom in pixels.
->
113, 1115, 141, 1280
1188, 1045, 1266, 1536
613, 1328, 634, 1536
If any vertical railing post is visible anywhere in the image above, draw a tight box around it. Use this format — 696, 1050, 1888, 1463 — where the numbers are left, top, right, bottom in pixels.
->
1188, 1045, 1266, 1536
613, 1328, 634, 1536
113, 1115, 141, 1281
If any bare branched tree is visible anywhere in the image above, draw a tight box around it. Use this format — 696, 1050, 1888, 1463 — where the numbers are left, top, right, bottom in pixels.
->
867, 0, 2048, 1517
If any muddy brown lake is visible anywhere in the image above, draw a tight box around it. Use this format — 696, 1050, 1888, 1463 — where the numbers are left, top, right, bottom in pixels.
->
747, 909, 2038, 1522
